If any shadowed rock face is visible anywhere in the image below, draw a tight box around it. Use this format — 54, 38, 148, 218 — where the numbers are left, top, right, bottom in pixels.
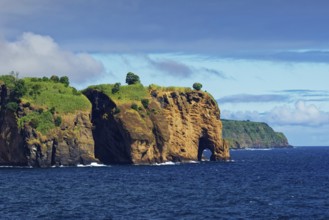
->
84, 89, 230, 164
0, 84, 97, 167
0, 84, 26, 166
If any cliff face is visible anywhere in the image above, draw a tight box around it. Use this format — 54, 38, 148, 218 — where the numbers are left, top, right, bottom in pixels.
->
21, 111, 96, 167
0, 85, 26, 165
222, 119, 291, 149
84, 88, 230, 164
0, 81, 97, 167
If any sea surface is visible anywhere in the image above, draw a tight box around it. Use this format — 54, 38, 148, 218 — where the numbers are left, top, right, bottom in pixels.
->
1, 147, 329, 220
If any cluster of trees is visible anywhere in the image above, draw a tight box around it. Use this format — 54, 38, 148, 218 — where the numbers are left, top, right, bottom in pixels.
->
31, 75, 70, 87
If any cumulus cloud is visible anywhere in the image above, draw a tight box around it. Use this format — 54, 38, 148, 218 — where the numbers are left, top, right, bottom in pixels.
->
0, 32, 105, 83
268, 101, 329, 126
222, 101, 329, 126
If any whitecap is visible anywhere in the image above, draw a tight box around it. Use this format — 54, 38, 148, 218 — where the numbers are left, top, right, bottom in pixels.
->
185, 160, 199, 164
244, 148, 273, 151
76, 162, 108, 167
153, 161, 179, 166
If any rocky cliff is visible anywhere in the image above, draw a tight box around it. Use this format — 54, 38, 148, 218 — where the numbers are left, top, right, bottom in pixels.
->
0, 75, 229, 167
83, 84, 230, 164
0, 77, 97, 167
222, 119, 291, 149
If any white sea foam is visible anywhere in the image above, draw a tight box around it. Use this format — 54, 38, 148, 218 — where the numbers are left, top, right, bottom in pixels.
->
153, 161, 179, 166
0, 165, 32, 168
185, 160, 199, 164
76, 162, 108, 167
152, 160, 200, 166
244, 148, 273, 151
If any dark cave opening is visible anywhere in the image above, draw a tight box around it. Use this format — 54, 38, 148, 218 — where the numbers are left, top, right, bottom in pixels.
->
197, 136, 215, 161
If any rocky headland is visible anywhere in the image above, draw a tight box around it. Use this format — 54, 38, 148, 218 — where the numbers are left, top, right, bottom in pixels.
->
222, 119, 291, 149
0, 74, 230, 167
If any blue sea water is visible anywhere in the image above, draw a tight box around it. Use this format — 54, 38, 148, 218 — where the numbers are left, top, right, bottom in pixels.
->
1, 147, 329, 220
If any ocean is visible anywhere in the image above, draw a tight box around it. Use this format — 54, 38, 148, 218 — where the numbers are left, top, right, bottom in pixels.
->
1, 147, 329, 219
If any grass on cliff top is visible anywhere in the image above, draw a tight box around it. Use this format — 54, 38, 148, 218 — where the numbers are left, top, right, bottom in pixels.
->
0, 75, 16, 88
148, 84, 192, 93
86, 83, 193, 104
22, 78, 91, 114
87, 83, 149, 104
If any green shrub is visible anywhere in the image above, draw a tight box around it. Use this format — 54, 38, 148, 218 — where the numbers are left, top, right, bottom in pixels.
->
141, 99, 149, 109
59, 76, 69, 87
112, 82, 121, 94
192, 82, 202, 91
131, 103, 138, 111
50, 75, 59, 83
49, 107, 56, 115
54, 116, 62, 127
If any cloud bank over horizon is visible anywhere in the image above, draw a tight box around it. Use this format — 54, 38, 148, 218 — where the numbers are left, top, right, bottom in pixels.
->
0, 32, 105, 83
222, 100, 329, 127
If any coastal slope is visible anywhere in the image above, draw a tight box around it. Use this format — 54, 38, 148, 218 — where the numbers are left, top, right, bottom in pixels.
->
0, 76, 97, 167
222, 119, 291, 149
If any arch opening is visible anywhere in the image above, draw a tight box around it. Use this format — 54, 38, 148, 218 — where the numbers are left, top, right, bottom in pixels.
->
197, 136, 215, 161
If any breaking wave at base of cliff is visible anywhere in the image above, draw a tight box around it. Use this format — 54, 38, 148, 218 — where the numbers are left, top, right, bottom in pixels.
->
50, 162, 109, 168
76, 162, 108, 167
152, 160, 200, 166
0, 166, 32, 169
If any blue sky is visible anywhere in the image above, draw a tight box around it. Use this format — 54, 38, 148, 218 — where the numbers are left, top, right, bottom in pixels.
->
1, 0, 329, 146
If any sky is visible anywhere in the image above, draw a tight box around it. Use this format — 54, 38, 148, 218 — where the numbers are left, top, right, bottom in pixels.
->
0, 0, 329, 146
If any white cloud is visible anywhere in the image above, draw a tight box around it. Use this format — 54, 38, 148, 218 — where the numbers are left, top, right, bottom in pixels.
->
268, 101, 329, 126
222, 100, 329, 126
0, 32, 105, 83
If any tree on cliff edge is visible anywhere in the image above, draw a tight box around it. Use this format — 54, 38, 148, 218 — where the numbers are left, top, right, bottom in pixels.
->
125, 72, 140, 85
193, 82, 202, 91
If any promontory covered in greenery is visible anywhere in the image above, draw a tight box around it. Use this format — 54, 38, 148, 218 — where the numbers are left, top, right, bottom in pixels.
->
0, 72, 229, 167
222, 119, 291, 149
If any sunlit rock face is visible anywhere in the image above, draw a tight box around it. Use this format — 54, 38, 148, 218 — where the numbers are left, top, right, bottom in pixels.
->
84, 88, 230, 164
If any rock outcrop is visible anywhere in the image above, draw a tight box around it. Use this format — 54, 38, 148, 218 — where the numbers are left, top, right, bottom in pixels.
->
0, 81, 97, 167
222, 119, 291, 149
84, 88, 230, 164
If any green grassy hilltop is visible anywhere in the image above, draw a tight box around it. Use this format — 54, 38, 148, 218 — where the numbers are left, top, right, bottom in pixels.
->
0, 75, 91, 134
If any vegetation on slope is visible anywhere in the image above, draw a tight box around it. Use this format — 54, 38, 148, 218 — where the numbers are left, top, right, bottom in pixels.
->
22, 77, 91, 113
222, 119, 290, 149
1, 74, 91, 134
